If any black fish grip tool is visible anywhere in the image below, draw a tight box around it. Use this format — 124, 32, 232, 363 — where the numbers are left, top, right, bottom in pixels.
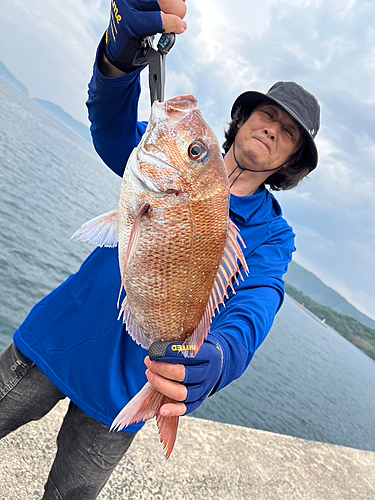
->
145, 33, 176, 105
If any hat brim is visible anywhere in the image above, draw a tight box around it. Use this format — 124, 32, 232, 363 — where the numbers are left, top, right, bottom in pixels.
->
231, 91, 318, 171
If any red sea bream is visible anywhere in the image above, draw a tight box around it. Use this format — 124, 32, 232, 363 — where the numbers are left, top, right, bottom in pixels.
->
73, 95, 248, 457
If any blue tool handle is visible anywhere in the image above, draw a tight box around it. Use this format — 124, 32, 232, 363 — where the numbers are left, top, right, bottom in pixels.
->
157, 33, 176, 55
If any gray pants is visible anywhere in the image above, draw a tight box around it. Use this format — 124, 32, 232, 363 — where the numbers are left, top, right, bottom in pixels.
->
0, 343, 135, 499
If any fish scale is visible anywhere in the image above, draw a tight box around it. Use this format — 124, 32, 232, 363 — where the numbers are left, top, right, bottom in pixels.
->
123, 196, 227, 342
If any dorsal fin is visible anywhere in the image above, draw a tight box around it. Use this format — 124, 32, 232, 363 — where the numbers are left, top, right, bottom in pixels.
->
183, 219, 248, 357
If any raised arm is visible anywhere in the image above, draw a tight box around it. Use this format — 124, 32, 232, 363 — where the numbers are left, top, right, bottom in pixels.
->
87, 45, 146, 177
86, 0, 187, 177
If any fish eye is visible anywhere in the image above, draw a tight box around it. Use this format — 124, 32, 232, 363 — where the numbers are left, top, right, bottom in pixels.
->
188, 140, 208, 160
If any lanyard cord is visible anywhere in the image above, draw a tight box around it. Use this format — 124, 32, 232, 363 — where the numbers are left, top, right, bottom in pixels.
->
228, 139, 282, 188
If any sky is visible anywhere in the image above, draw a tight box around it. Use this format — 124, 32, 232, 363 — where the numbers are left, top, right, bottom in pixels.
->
1, 0, 374, 320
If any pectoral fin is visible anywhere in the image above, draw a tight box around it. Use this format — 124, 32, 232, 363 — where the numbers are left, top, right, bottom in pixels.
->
117, 201, 150, 308
70, 209, 118, 247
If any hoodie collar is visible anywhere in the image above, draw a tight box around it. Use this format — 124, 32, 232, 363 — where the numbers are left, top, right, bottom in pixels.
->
229, 186, 283, 225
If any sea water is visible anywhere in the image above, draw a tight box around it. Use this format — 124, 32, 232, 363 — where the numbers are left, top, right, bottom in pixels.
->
1, 78, 374, 452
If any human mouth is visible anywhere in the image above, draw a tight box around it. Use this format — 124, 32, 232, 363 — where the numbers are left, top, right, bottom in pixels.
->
252, 134, 277, 156
253, 136, 270, 152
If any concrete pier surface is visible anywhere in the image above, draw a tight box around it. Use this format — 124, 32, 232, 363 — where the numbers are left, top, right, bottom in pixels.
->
1, 400, 374, 499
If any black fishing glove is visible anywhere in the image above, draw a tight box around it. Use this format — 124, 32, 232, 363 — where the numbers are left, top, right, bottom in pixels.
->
104, 0, 164, 73
149, 335, 224, 414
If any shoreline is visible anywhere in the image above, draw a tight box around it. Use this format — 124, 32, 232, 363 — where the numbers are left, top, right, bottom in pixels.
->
288, 294, 328, 327
1, 400, 374, 499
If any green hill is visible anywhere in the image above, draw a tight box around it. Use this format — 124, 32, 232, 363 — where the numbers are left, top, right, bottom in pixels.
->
286, 283, 375, 361
285, 261, 375, 329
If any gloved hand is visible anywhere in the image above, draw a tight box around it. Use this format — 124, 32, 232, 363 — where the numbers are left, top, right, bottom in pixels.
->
104, 0, 163, 73
148, 336, 224, 414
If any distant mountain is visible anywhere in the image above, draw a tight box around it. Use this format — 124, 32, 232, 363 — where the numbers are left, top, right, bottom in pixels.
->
33, 98, 91, 144
285, 283, 375, 361
0, 60, 29, 97
285, 261, 375, 330
0, 59, 91, 145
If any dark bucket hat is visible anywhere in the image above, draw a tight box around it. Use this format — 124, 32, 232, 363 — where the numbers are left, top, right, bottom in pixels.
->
231, 81, 321, 171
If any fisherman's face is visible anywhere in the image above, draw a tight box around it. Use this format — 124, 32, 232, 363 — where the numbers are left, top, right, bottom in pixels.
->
235, 103, 303, 172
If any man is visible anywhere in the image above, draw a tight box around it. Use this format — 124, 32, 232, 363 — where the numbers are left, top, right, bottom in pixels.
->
0, 0, 320, 498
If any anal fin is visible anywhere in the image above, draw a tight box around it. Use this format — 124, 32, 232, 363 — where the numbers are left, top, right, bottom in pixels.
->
118, 296, 151, 349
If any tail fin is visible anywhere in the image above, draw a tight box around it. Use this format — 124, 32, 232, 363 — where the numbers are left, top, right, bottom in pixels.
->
111, 382, 179, 459
156, 412, 179, 459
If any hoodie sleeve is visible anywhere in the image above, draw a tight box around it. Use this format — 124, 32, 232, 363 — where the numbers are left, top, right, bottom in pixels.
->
209, 222, 295, 392
86, 38, 148, 177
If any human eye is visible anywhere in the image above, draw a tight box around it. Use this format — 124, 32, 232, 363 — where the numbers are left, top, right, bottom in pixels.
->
262, 109, 273, 119
285, 128, 294, 139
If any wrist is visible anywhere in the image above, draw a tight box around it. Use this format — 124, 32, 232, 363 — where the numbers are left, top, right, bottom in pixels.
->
94, 37, 145, 83
104, 31, 150, 74
99, 51, 127, 78
206, 332, 227, 395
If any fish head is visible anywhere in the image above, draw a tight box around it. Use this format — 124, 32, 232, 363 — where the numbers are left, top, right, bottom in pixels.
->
132, 95, 229, 197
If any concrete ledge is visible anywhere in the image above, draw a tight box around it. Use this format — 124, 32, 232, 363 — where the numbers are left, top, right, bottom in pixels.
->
0, 400, 374, 499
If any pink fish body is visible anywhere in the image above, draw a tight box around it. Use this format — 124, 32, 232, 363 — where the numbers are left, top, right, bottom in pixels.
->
73, 95, 248, 457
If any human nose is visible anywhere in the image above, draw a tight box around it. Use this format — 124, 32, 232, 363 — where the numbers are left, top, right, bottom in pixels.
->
265, 119, 283, 139
264, 117, 283, 140
264, 129, 275, 140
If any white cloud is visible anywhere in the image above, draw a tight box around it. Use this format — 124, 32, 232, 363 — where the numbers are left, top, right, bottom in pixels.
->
291, 223, 375, 321
0, 0, 108, 123
281, 43, 307, 62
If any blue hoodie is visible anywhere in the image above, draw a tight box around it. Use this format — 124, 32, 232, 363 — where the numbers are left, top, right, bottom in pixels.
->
13, 43, 295, 432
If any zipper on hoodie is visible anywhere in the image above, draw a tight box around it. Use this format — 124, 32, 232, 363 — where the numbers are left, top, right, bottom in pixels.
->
11, 343, 27, 371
